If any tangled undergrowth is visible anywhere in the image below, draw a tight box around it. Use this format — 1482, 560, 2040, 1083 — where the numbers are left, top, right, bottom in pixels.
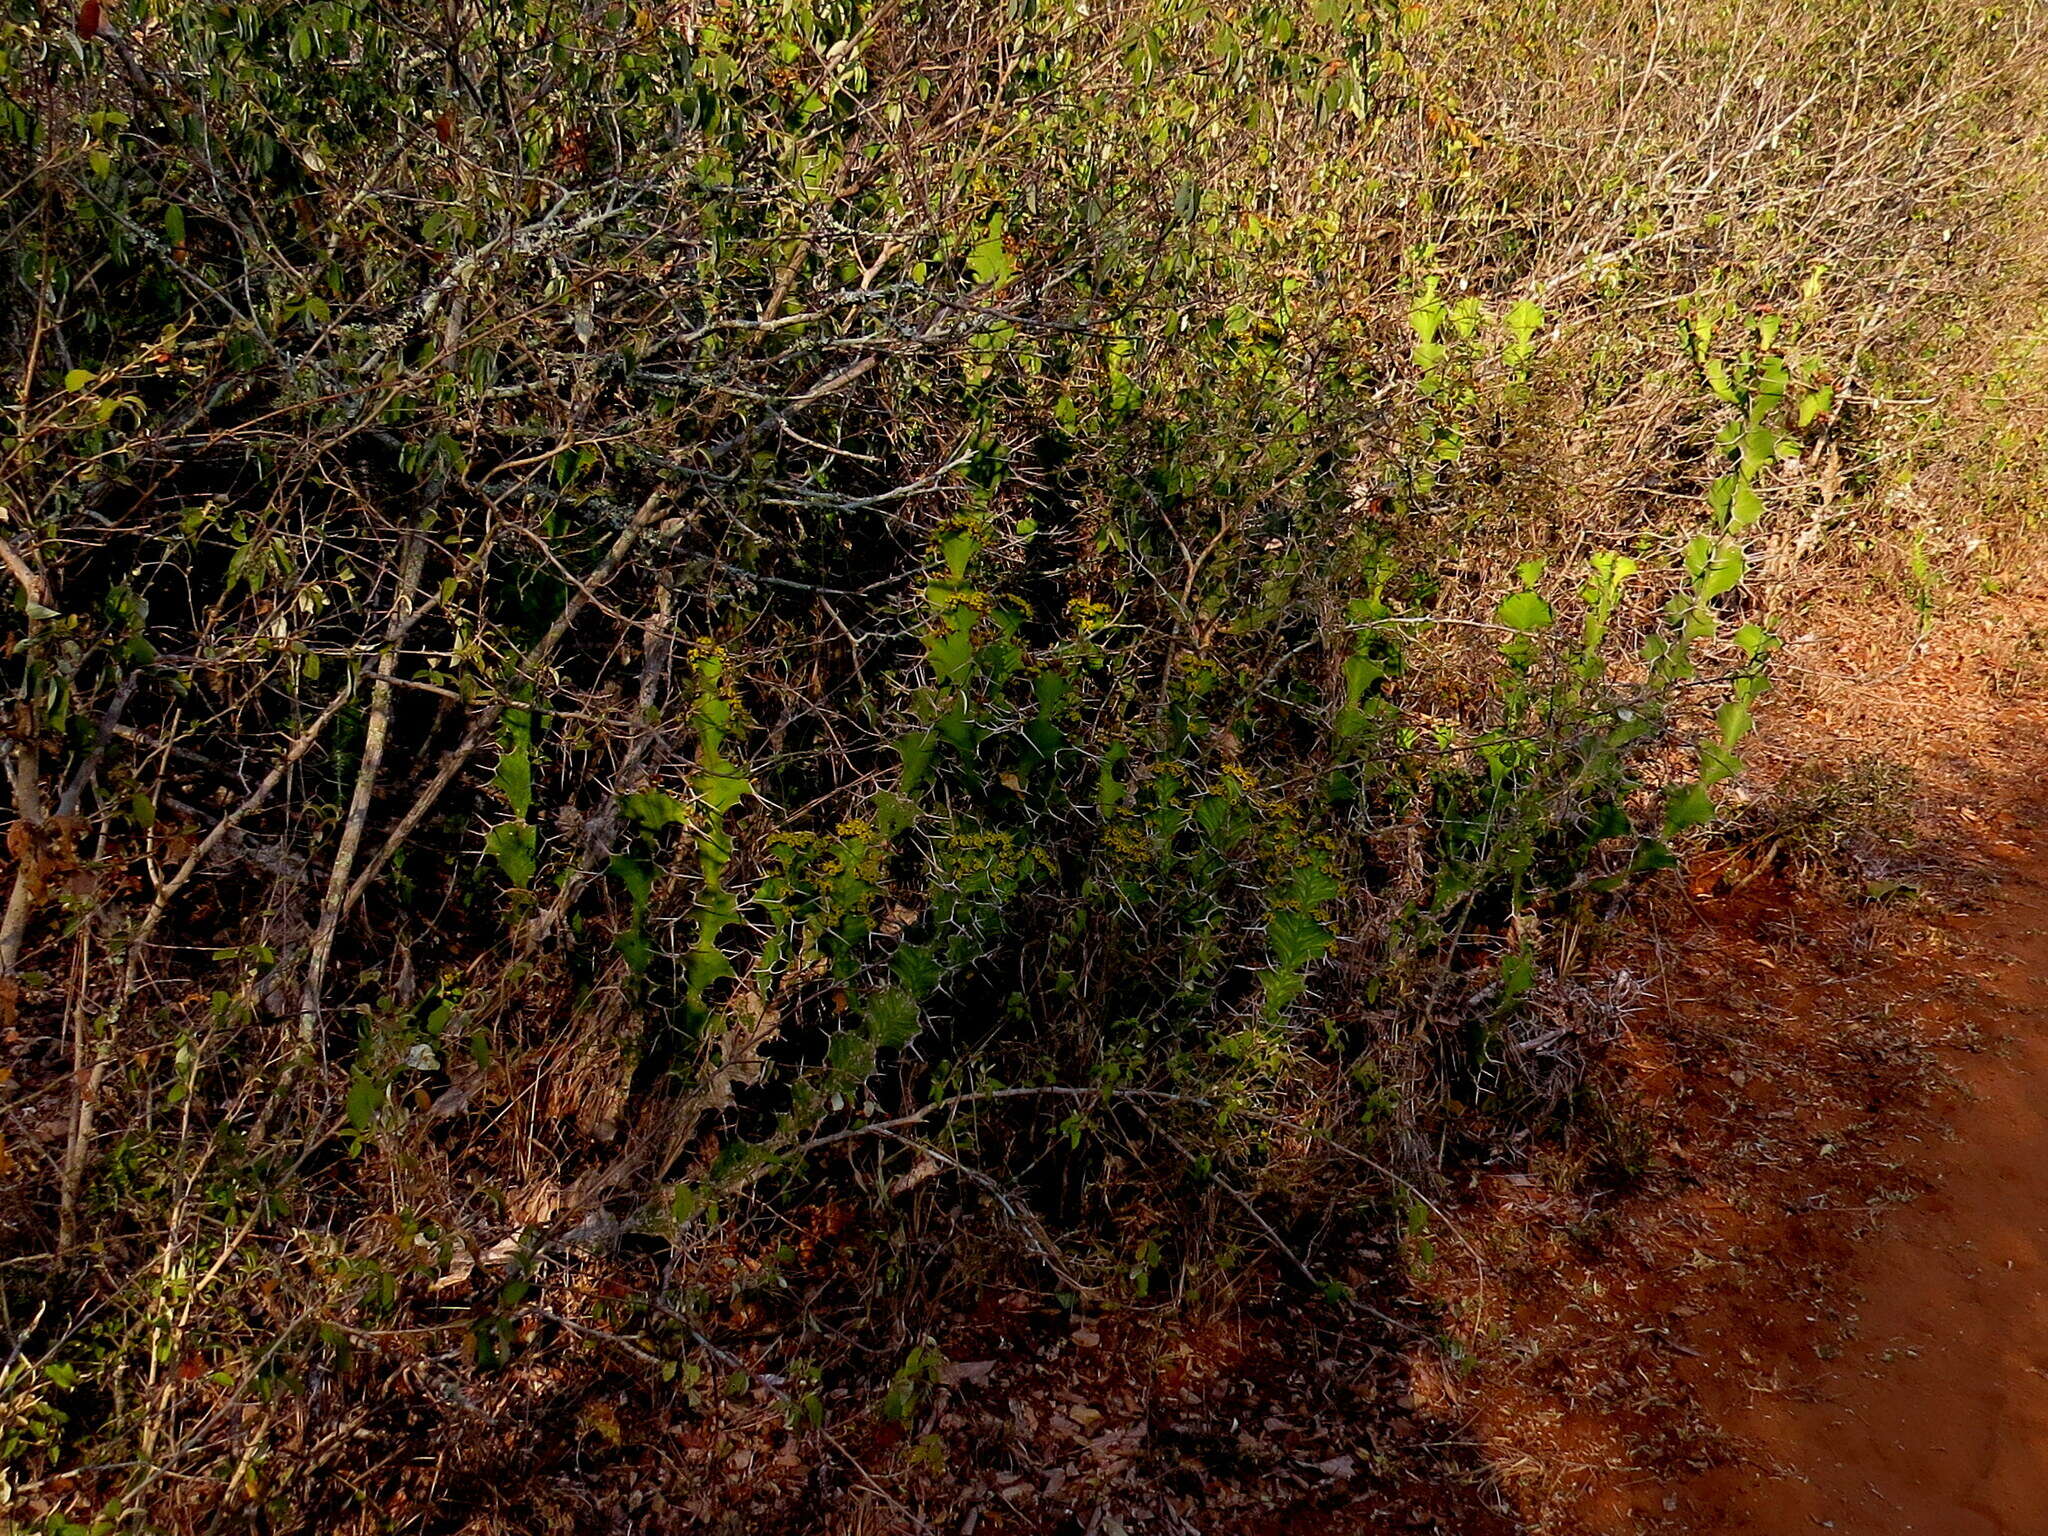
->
2, 0, 2045, 1529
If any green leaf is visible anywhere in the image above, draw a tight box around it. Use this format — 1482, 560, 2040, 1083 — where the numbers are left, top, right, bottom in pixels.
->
924, 625, 974, 687
1497, 589, 1554, 631
686, 942, 736, 999
1750, 351, 1788, 414
1631, 837, 1679, 873
484, 820, 538, 887
1663, 782, 1716, 834
1716, 698, 1755, 747
896, 728, 937, 792
891, 943, 941, 999
865, 987, 921, 1049
1697, 739, 1744, 787
1267, 909, 1332, 971
1587, 800, 1632, 840
622, 790, 692, 829
345, 1074, 384, 1135
966, 224, 1015, 288
872, 789, 921, 838
494, 742, 533, 819
696, 771, 751, 816
609, 853, 654, 912
1729, 482, 1765, 531
1706, 474, 1738, 524
1342, 653, 1385, 707
940, 529, 979, 579
1685, 537, 1746, 601
1499, 952, 1536, 1010
1738, 424, 1778, 477
1708, 475, 1763, 531
827, 1030, 876, 1080
615, 928, 654, 974
1287, 862, 1342, 909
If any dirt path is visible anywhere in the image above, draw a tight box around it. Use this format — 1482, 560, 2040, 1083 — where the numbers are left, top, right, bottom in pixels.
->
1431, 589, 2048, 1535
1679, 820, 2048, 1534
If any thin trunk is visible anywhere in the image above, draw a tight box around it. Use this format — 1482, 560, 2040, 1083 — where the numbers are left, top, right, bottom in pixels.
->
298, 534, 427, 1043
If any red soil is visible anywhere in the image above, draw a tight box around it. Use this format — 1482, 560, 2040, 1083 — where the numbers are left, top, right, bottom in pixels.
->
1438, 586, 2048, 1535
1672, 826, 2048, 1535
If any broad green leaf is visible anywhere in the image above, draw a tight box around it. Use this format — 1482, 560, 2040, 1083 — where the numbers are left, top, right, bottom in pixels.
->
1750, 352, 1788, 415
1706, 475, 1738, 524
891, 944, 941, 999
609, 853, 654, 912
494, 742, 533, 819
622, 789, 692, 829
345, 1074, 384, 1135
685, 943, 736, 1000
827, 1030, 875, 1080
896, 728, 937, 792
872, 789, 921, 838
1631, 837, 1679, 873
966, 224, 1014, 288
924, 624, 974, 687
484, 819, 537, 887
696, 771, 751, 816
940, 529, 978, 579
1738, 424, 1778, 476
1729, 482, 1765, 531
1685, 537, 1746, 601
1716, 698, 1755, 747
1497, 590, 1554, 631
865, 987, 921, 1049
1342, 653, 1385, 707
1267, 909, 1332, 971
1663, 782, 1716, 833
1698, 739, 1744, 787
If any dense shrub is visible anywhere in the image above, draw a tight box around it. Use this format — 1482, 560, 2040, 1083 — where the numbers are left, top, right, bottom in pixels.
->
2, 0, 2041, 1526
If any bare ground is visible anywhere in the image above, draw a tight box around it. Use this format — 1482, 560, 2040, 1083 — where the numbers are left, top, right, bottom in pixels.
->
1428, 576, 2048, 1535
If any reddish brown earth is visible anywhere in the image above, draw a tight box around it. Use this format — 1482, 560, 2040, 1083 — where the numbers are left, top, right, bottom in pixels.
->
1434, 585, 2048, 1535
1684, 832, 2048, 1536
